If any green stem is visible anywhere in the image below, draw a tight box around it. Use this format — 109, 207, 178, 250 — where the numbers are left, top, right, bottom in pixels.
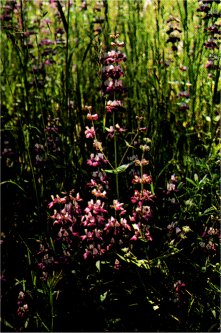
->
50, 291, 54, 332
140, 151, 144, 194
113, 111, 119, 198
65, 0, 70, 120
35, 313, 50, 332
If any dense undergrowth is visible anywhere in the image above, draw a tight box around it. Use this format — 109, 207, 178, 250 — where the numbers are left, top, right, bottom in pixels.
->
1, 0, 220, 332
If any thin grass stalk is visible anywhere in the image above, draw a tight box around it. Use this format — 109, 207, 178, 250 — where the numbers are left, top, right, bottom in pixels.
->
17, 1, 30, 120
22, 125, 40, 208
65, 0, 71, 124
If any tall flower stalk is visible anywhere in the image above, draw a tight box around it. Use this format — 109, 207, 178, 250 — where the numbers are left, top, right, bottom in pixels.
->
101, 33, 127, 198
47, 35, 155, 263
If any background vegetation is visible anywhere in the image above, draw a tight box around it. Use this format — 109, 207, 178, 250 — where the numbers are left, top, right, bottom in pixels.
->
1, 0, 220, 331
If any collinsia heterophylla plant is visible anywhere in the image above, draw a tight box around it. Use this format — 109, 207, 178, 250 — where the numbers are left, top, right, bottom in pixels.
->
1, 0, 220, 332
48, 34, 154, 263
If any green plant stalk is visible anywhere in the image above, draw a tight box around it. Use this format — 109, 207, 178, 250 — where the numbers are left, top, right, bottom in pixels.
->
113, 110, 119, 198
49, 290, 54, 332
21, 124, 40, 206
140, 151, 144, 194
35, 313, 50, 332
19, 0, 30, 118
65, 0, 71, 121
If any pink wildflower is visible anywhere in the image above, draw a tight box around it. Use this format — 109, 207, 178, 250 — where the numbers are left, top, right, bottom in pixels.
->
111, 200, 126, 215
85, 126, 95, 139
91, 188, 107, 198
174, 280, 186, 293
115, 123, 126, 133
106, 126, 115, 139
86, 113, 98, 121
106, 100, 122, 113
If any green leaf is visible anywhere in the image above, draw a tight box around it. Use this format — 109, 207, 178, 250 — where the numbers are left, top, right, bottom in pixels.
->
194, 173, 199, 182
168, 80, 184, 85
169, 314, 180, 322
0, 180, 25, 192
82, 39, 94, 64
150, 182, 155, 195
182, 226, 192, 233
153, 305, 159, 311
214, 115, 220, 122
56, 1, 68, 34
103, 113, 106, 131
37, 289, 44, 294
205, 116, 211, 122
211, 309, 216, 319
24, 319, 29, 329
100, 291, 108, 302
124, 140, 135, 149
103, 162, 134, 175
0, 318, 16, 330
96, 260, 100, 272
198, 174, 208, 185
186, 177, 197, 187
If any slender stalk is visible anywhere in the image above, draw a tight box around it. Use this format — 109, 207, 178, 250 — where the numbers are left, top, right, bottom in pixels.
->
65, 0, 70, 120
35, 313, 50, 332
113, 110, 119, 198
21, 124, 40, 207
140, 152, 144, 194
49, 290, 54, 332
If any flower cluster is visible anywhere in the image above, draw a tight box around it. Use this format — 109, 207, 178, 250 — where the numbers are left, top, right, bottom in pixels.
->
48, 179, 155, 261
0, 0, 18, 23
197, 0, 221, 80
101, 36, 127, 99
167, 174, 179, 193
17, 291, 29, 319
166, 15, 182, 52
173, 280, 186, 302
132, 174, 152, 184
200, 225, 220, 251
34, 116, 62, 167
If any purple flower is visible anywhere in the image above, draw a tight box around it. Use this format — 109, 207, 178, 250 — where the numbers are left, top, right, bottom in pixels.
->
39, 39, 54, 46
203, 12, 221, 20
178, 102, 189, 110
205, 24, 220, 34
204, 39, 218, 49
205, 59, 218, 70
102, 50, 127, 64
102, 65, 124, 80
178, 91, 190, 98
196, 4, 211, 12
